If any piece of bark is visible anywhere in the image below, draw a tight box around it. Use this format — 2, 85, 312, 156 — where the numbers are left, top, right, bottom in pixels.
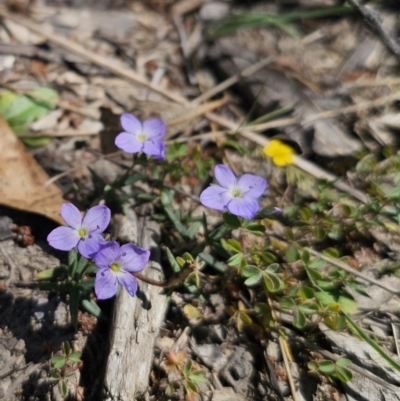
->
102, 208, 167, 400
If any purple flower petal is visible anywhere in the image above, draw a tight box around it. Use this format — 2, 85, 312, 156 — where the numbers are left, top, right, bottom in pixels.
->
115, 132, 143, 153
95, 268, 118, 300
200, 185, 231, 212
119, 243, 150, 272
94, 241, 120, 269
120, 113, 142, 134
142, 118, 166, 139
228, 197, 259, 219
47, 226, 79, 251
142, 139, 165, 159
82, 205, 111, 232
237, 174, 268, 198
214, 165, 237, 189
60, 203, 82, 229
78, 234, 105, 259
117, 272, 138, 296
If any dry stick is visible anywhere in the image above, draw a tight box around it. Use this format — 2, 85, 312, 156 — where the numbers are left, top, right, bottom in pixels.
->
306, 247, 400, 296
0, 7, 188, 106
205, 112, 369, 204
20, 129, 100, 138
190, 56, 275, 106
347, 0, 400, 59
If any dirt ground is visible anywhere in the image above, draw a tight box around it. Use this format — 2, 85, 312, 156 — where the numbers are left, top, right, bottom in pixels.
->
1, 1, 400, 400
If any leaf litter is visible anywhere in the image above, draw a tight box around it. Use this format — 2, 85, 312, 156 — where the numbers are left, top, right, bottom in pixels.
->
0, 1, 400, 401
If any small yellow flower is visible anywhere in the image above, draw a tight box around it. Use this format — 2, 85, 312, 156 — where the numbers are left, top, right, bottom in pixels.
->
263, 139, 295, 166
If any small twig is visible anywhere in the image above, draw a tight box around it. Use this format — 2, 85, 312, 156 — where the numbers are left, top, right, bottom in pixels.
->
133, 261, 195, 289
190, 56, 275, 106
347, 0, 400, 59
392, 322, 400, 359
19, 129, 100, 138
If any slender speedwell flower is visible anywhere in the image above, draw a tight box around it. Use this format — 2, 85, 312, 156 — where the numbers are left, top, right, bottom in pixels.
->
115, 113, 166, 159
47, 203, 110, 259
94, 241, 150, 300
200, 164, 267, 219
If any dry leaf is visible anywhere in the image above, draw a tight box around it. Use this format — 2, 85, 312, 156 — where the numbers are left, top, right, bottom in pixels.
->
0, 115, 65, 225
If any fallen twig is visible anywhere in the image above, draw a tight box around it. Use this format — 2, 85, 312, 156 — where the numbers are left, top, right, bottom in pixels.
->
347, 0, 400, 60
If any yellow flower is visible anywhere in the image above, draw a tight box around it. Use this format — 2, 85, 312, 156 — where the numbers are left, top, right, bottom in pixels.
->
263, 139, 295, 166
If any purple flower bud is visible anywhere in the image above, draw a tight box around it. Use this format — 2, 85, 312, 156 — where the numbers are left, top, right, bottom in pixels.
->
115, 113, 166, 159
47, 203, 110, 259
94, 241, 150, 300
200, 165, 268, 220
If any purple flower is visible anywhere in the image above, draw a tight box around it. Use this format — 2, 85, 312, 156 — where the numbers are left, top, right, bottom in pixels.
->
115, 113, 166, 159
47, 203, 111, 259
94, 241, 150, 300
200, 164, 268, 220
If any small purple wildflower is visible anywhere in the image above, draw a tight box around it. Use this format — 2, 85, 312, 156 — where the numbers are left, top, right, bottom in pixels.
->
94, 241, 150, 300
200, 164, 268, 220
47, 203, 111, 259
115, 113, 166, 159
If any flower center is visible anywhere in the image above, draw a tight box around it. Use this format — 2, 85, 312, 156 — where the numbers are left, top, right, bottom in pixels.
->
78, 227, 88, 238
137, 132, 148, 142
230, 187, 243, 198
110, 262, 121, 272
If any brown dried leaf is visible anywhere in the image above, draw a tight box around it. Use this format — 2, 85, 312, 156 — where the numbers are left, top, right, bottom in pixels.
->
0, 115, 64, 225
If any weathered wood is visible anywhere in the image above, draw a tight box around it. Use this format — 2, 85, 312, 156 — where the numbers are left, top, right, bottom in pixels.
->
103, 209, 167, 400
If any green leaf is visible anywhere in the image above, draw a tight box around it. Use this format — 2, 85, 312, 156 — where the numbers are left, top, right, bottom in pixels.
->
75, 256, 89, 280
51, 356, 66, 369
245, 224, 266, 235
280, 296, 296, 310
335, 366, 353, 383
238, 311, 253, 325
301, 249, 310, 265
187, 222, 202, 239
241, 265, 260, 278
62, 341, 70, 356
198, 251, 226, 273
338, 294, 358, 314
188, 372, 208, 383
308, 259, 326, 269
298, 302, 318, 315
59, 380, 68, 397
182, 252, 194, 262
336, 357, 352, 367
227, 253, 245, 267
293, 307, 307, 329
298, 286, 314, 299
221, 238, 242, 253
183, 359, 193, 375
307, 361, 319, 371
81, 299, 107, 321
222, 213, 241, 228
285, 246, 299, 262
314, 227, 326, 241
166, 247, 181, 273
186, 380, 199, 393
318, 360, 335, 374
244, 271, 263, 286
263, 272, 281, 292
284, 227, 295, 240
68, 249, 78, 278
68, 352, 82, 363
36, 267, 68, 281
323, 247, 340, 258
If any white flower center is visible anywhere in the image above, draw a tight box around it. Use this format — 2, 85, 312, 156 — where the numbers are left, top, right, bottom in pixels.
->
229, 187, 243, 198
137, 132, 148, 142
